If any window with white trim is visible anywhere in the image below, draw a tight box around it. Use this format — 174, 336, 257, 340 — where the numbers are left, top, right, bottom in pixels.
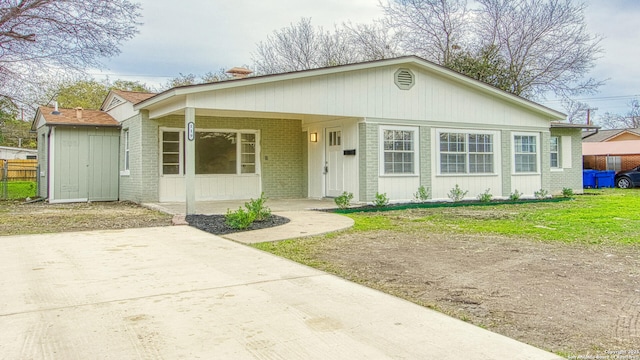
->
550, 136, 560, 168
514, 134, 538, 173
123, 129, 130, 172
439, 131, 494, 174
162, 131, 182, 175
381, 127, 417, 175
161, 129, 259, 175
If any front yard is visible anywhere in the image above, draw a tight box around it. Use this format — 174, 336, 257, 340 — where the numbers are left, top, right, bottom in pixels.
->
254, 189, 640, 357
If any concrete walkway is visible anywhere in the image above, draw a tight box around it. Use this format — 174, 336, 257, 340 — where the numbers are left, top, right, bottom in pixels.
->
144, 199, 355, 243
0, 227, 561, 359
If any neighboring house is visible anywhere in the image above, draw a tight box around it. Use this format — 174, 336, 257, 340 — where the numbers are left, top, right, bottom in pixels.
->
582, 129, 640, 171
0, 146, 37, 160
34, 56, 587, 210
31, 107, 121, 203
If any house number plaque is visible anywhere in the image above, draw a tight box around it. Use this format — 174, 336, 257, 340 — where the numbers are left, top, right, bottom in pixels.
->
187, 122, 195, 141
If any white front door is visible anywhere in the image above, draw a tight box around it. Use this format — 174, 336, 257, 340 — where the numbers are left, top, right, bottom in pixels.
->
325, 127, 343, 197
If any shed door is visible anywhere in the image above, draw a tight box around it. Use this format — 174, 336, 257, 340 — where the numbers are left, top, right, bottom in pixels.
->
325, 127, 343, 197
88, 135, 119, 201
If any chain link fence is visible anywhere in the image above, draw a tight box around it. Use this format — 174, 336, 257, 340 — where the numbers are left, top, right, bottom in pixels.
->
1, 159, 39, 200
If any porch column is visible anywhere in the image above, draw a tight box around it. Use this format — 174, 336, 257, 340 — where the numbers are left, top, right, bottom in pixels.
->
185, 107, 196, 214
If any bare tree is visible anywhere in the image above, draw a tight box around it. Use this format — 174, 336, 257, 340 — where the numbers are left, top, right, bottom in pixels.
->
595, 100, 640, 129
561, 98, 591, 124
475, 0, 603, 98
343, 21, 403, 61
252, 18, 401, 75
0, 0, 141, 110
381, 0, 469, 64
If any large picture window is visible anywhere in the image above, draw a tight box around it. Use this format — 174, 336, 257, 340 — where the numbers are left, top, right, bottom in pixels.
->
439, 131, 494, 174
514, 134, 538, 173
381, 127, 417, 175
161, 129, 259, 175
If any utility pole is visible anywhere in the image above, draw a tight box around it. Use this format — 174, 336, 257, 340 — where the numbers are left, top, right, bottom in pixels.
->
586, 108, 598, 125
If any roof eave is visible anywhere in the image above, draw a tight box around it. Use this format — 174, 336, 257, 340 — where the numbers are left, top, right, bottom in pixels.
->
134, 55, 565, 120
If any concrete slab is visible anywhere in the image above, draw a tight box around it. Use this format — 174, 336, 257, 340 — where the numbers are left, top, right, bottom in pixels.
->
0, 227, 561, 359
145, 198, 338, 215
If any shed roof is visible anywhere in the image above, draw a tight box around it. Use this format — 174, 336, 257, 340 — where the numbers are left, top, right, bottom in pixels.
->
582, 140, 640, 156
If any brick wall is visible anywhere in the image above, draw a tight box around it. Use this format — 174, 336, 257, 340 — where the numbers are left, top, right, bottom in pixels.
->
549, 128, 583, 194
584, 154, 640, 171
358, 122, 379, 202
146, 115, 304, 199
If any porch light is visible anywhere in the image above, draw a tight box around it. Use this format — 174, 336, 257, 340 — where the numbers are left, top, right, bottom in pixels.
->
310, 132, 318, 142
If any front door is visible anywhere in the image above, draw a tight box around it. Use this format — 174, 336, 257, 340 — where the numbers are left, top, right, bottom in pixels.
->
325, 127, 343, 197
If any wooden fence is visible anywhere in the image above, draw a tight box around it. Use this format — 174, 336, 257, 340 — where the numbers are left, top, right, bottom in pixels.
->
0, 159, 38, 181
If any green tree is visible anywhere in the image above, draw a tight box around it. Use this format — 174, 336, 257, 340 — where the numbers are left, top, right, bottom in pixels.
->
445, 45, 513, 92
53, 79, 152, 110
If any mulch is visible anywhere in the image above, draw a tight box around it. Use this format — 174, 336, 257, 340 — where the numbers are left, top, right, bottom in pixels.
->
185, 214, 290, 235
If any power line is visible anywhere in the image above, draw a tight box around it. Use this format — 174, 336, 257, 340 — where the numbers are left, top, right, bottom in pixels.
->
544, 94, 640, 103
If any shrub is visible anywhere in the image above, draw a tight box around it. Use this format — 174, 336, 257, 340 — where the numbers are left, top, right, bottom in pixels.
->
413, 185, 430, 202
534, 188, 549, 200
562, 187, 574, 198
373, 192, 389, 207
477, 188, 493, 203
225, 207, 256, 229
334, 191, 354, 209
509, 189, 522, 201
447, 184, 468, 202
245, 192, 271, 221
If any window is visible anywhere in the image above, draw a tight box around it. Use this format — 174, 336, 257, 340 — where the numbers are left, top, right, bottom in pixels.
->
439, 132, 494, 174
381, 127, 417, 175
550, 136, 559, 168
514, 135, 538, 173
606, 156, 621, 171
123, 129, 130, 172
161, 129, 259, 175
162, 131, 181, 175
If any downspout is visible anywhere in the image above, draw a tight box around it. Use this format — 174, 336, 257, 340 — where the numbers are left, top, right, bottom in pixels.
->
47, 126, 52, 201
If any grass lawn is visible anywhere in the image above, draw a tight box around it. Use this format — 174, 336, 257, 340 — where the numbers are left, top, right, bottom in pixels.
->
387, 188, 640, 245
1, 181, 37, 200
255, 188, 640, 265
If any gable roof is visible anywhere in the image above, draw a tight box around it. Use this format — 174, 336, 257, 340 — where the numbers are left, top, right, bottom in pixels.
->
111, 90, 157, 104
101, 90, 157, 111
32, 107, 119, 130
134, 55, 565, 120
582, 128, 640, 142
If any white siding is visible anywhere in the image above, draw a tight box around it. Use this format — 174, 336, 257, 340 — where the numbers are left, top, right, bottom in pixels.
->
379, 176, 420, 202
186, 66, 552, 130
159, 175, 261, 202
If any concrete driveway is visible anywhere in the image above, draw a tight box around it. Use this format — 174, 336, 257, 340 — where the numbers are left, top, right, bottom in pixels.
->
0, 227, 561, 359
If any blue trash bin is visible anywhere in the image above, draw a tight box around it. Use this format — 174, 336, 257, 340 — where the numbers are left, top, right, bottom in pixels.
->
595, 170, 615, 188
583, 170, 597, 188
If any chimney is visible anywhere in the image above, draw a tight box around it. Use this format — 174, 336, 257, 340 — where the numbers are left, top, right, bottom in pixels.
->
51, 101, 60, 115
75, 107, 83, 119
226, 67, 253, 79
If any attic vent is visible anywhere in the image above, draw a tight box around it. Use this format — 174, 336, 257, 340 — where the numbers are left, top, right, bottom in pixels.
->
394, 68, 415, 90
107, 97, 123, 110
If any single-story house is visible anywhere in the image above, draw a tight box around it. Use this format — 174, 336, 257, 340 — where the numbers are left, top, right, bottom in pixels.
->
582, 128, 640, 171
34, 56, 587, 210
0, 146, 37, 160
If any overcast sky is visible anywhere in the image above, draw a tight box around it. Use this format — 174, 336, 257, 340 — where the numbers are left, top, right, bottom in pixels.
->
95, 0, 640, 120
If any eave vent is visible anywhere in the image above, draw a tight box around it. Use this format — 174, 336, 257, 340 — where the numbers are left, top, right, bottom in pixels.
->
394, 68, 415, 90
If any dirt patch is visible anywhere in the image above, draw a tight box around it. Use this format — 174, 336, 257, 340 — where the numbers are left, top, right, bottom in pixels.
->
0, 200, 173, 235
309, 229, 640, 355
